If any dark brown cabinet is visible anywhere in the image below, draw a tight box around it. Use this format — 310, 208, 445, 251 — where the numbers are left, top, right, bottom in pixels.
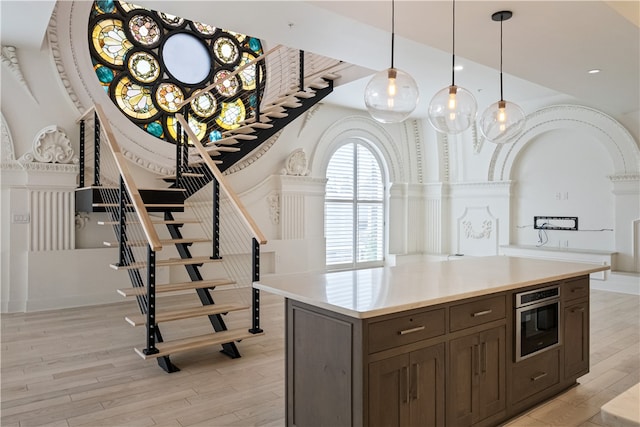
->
564, 298, 589, 379
448, 325, 506, 426
369, 343, 445, 427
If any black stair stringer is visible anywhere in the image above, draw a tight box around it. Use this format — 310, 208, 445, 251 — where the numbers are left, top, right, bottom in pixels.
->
217, 78, 334, 172
179, 78, 334, 199
163, 211, 242, 359
107, 211, 179, 373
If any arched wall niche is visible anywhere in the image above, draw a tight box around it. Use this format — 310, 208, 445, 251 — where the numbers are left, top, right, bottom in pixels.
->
489, 105, 639, 182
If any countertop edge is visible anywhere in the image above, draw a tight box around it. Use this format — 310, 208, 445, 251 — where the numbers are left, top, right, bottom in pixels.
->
254, 260, 610, 319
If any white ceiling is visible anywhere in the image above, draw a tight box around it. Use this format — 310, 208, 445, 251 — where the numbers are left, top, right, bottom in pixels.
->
2, 1, 638, 119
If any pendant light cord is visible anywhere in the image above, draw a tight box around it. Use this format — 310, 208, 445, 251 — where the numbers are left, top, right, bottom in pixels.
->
500, 15, 504, 101
390, 0, 395, 69
451, 0, 456, 86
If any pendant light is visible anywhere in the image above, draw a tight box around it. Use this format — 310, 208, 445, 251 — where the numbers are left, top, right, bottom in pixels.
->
364, 0, 419, 123
428, 0, 477, 134
479, 10, 526, 144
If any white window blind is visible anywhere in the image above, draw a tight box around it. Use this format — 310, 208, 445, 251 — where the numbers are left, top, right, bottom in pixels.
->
325, 142, 384, 269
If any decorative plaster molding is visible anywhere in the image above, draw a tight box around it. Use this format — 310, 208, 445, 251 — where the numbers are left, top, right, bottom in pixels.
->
410, 119, 423, 184
1, 45, 37, 103
298, 104, 321, 137
19, 126, 78, 165
47, 6, 83, 111
1, 112, 15, 162
75, 212, 90, 229
489, 104, 640, 181
267, 191, 280, 225
281, 148, 310, 176
471, 121, 484, 154
462, 220, 492, 240
437, 132, 450, 182
608, 174, 640, 182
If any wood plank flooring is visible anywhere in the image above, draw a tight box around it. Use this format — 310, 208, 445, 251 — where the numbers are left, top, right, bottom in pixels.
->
2, 289, 638, 426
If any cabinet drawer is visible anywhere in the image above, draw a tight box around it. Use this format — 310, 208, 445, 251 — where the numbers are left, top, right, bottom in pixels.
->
368, 308, 445, 354
449, 295, 506, 332
511, 348, 560, 403
563, 276, 589, 302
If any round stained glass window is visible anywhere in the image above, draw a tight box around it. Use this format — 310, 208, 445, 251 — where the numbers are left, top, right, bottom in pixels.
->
214, 70, 240, 97
162, 33, 211, 85
216, 99, 246, 130
155, 82, 184, 113
190, 91, 217, 118
128, 51, 160, 83
128, 14, 161, 47
114, 76, 158, 120
89, 1, 266, 147
213, 37, 239, 65
92, 19, 133, 66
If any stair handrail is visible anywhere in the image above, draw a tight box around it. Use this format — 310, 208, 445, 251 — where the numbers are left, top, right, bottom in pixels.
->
76, 105, 96, 122
175, 113, 267, 245
177, 44, 284, 109
94, 103, 163, 251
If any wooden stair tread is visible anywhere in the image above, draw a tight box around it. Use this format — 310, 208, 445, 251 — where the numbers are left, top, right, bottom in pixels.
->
220, 134, 257, 141
134, 329, 264, 359
157, 172, 205, 179
125, 303, 249, 326
117, 279, 237, 297
104, 237, 211, 247
110, 256, 222, 270
97, 218, 200, 225
92, 203, 187, 208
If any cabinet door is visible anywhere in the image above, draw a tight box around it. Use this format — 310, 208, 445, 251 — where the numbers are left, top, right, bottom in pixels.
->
410, 343, 446, 427
369, 353, 410, 427
564, 299, 589, 379
477, 326, 506, 422
448, 333, 479, 426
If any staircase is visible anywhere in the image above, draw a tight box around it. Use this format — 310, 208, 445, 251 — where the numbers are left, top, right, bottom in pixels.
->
75, 46, 344, 372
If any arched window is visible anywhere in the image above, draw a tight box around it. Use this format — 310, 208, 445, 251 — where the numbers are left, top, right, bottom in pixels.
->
325, 141, 385, 269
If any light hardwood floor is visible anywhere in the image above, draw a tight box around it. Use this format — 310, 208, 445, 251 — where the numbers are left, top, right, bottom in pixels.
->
1, 288, 638, 426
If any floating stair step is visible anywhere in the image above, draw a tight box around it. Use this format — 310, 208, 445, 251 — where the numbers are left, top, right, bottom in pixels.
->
308, 80, 330, 90
157, 172, 206, 180
262, 111, 288, 119
204, 145, 240, 155
117, 278, 237, 297
125, 303, 249, 326
221, 125, 257, 135
93, 203, 187, 208
110, 256, 222, 270
134, 329, 264, 359
222, 134, 258, 141
104, 237, 211, 247
98, 218, 201, 226
285, 89, 317, 99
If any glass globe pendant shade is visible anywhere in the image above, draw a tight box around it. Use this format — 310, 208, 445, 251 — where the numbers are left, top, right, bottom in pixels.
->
479, 100, 526, 144
364, 68, 419, 123
428, 85, 477, 134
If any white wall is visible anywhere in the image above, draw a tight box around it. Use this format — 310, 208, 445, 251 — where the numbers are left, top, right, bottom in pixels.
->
2, 3, 638, 312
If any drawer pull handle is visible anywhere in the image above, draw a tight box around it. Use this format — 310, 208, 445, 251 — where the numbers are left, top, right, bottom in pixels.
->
571, 307, 585, 313
571, 288, 582, 293
472, 310, 493, 317
531, 372, 548, 382
399, 326, 425, 335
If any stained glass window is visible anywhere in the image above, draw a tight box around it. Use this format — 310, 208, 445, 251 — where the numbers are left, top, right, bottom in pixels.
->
88, 0, 266, 144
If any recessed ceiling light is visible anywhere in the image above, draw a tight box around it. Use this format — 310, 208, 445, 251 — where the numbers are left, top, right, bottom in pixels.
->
588, 69, 601, 74
453, 65, 464, 71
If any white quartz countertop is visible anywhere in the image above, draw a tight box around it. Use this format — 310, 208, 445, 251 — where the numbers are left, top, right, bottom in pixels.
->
254, 256, 609, 319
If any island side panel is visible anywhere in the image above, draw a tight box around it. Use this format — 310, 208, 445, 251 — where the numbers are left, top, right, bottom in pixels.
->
286, 299, 364, 427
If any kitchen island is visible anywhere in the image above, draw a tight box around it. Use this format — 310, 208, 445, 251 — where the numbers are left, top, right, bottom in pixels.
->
254, 256, 610, 427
